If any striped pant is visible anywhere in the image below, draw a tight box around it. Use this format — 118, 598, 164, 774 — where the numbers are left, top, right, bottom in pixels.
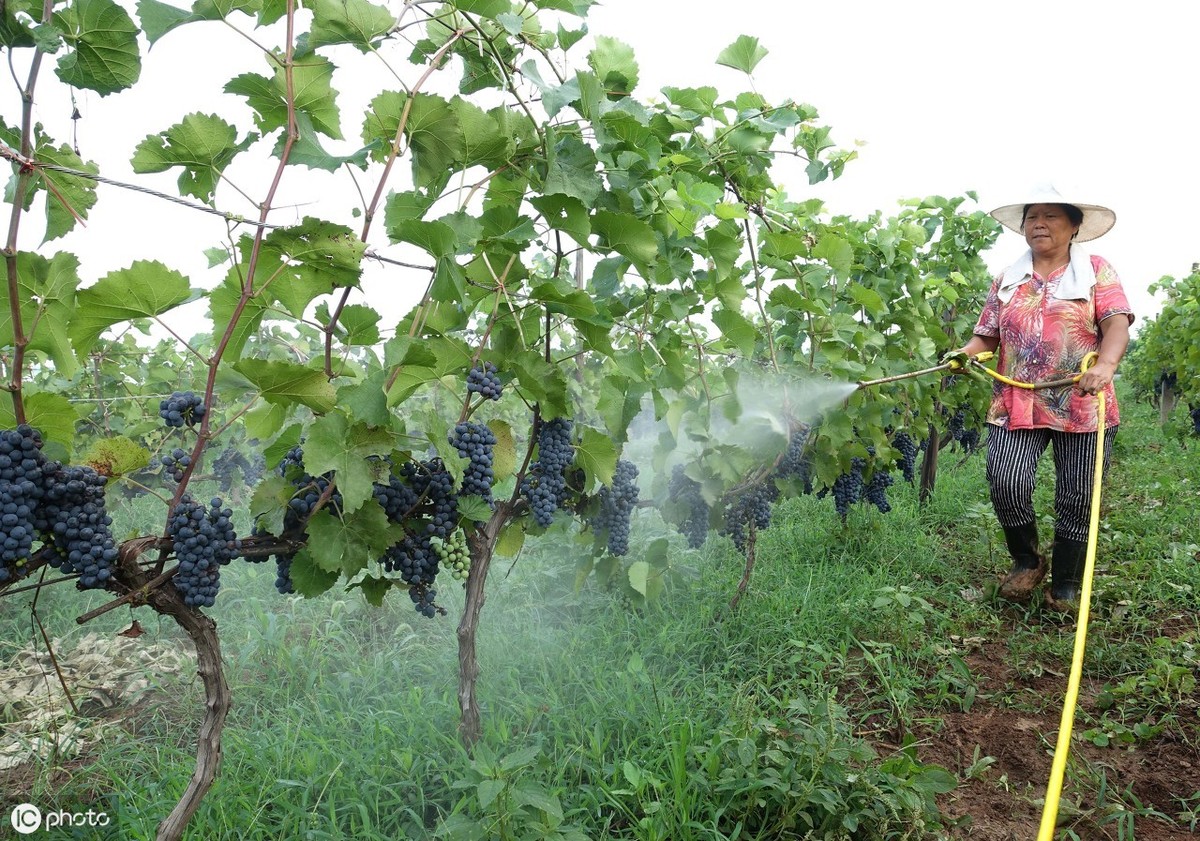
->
984, 425, 1117, 543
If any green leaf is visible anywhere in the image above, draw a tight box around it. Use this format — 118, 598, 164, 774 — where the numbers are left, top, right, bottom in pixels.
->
233, 359, 337, 414
250, 473, 295, 537
225, 53, 342, 140
308, 0, 394, 51
305, 503, 402, 575
542, 129, 603, 205
0, 251, 80, 378
132, 112, 255, 205
54, 0, 141, 95
587, 35, 638, 98
627, 560, 649, 596
259, 217, 365, 315
454, 0, 510, 15
335, 369, 390, 427
273, 110, 372, 171
0, 0, 37, 48
70, 260, 192, 354
716, 35, 768, 75
403, 93, 462, 188
592, 210, 657, 280
711, 308, 757, 356
574, 426, 617, 488
814, 233, 855, 275
357, 575, 391, 607
288, 547, 340, 597
135, 0, 195, 44
334, 304, 381, 346
0, 392, 80, 456
529, 194, 590, 245
495, 522, 525, 557
303, 412, 395, 512
36, 140, 101, 242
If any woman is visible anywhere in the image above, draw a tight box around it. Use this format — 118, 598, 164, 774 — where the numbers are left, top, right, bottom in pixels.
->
947, 184, 1134, 612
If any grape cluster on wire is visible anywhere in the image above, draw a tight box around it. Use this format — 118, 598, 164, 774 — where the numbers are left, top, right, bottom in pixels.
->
0, 425, 120, 590
521, 417, 574, 527
592, 460, 639, 556
160, 447, 191, 483
170, 495, 241, 607
159, 391, 206, 429
719, 480, 778, 553
466, 361, 503, 401
668, 465, 709, 549
449, 422, 496, 504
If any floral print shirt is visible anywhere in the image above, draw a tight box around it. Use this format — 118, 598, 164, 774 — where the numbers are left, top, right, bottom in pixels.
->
973, 253, 1134, 432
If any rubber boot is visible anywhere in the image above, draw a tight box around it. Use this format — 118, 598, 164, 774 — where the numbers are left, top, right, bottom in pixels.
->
1045, 534, 1087, 614
998, 522, 1047, 603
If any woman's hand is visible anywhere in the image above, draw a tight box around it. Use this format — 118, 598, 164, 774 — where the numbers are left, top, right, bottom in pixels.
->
1078, 360, 1117, 395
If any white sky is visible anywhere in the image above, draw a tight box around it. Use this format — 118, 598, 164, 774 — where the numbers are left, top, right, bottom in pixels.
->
8, 0, 1197, 342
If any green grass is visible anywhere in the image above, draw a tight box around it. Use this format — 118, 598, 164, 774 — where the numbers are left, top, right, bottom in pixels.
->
2, 385, 1197, 839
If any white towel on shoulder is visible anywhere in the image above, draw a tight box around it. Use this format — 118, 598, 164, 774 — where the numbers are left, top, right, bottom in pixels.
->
997, 247, 1096, 303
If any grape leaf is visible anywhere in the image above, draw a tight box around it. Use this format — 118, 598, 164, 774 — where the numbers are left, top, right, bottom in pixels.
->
233, 359, 337, 414
132, 112, 255, 204
716, 35, 768, 75
37, 140, 101, 242
287, 548, 340, 597
250, 473, 295, 538
308, 0, 394, 52
54, 0, 142, 95
0, 392, 81, 456
69, 260, 193, 354
225, 53, 342, 140
303, 412, 395, 513
587, 35, 638, 98
0, 251, 80, 378
305, 503, 402, 576
208, 264, 268, 361
592, 210, 657, 280
574, 425, 616, 489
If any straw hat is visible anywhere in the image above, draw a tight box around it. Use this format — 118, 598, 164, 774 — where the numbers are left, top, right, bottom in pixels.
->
990, 183, 1116, 242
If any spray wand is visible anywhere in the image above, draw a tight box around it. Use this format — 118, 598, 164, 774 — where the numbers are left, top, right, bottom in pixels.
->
856, 352, 1088, 392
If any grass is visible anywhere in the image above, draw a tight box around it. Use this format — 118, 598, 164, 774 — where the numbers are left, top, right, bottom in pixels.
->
2, 383, 1198, 839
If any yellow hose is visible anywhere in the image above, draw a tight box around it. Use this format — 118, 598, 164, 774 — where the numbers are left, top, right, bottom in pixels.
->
1036, 352, 1104, 841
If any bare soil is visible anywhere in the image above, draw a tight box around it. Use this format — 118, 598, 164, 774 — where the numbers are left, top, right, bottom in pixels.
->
911, 619, 1199, 840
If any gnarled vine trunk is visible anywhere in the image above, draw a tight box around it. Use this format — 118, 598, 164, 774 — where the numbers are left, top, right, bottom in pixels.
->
456, 503, 510, 747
